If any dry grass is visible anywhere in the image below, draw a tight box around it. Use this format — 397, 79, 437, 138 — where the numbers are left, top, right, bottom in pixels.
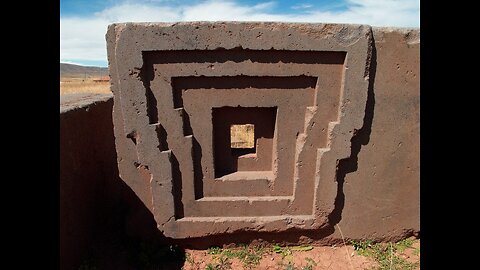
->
60, 77, 111, 95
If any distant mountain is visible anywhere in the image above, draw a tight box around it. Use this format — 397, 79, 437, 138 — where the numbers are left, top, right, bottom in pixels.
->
60, 63, 108, 78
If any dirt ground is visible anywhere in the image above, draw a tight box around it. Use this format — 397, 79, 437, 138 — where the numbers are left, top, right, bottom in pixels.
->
184, 246, 373, 270
83, 228, 420, 270
182, 238, 420, 270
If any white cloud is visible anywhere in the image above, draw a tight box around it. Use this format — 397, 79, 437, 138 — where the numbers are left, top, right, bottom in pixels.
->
60, 17, 110, 61
94, 3, 181, 22
60, 60, 90, 66
292, 3, 313, 10
252, 1, 277, 10
181, 1, 287, 21
60, 0, 419, 65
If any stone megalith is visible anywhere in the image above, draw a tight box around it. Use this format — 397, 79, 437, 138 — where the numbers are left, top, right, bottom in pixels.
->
106, 22, 372, 238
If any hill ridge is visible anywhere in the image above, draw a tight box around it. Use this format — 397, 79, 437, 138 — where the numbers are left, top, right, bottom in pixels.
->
60, 63, 108, 78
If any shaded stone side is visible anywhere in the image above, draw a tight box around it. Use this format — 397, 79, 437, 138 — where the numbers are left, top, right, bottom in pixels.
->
60, 93, 121, 269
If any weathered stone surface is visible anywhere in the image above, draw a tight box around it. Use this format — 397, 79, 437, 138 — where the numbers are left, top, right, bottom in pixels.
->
331, 27, 420, 241
107, 22, 373, 238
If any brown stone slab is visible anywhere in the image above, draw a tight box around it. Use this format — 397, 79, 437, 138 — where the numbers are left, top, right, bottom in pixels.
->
107, 22, 372, 238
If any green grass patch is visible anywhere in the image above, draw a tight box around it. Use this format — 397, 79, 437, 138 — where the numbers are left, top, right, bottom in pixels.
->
206, 244, 267, 269
351, 239, 420, 270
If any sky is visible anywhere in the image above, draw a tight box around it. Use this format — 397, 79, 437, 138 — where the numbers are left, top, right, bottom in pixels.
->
60, 0, 420, 67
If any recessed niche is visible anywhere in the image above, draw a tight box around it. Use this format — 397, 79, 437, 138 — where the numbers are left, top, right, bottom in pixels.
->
213, 107, 277, 178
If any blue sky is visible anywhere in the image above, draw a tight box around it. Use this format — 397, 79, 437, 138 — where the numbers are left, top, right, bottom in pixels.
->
60, 0, 420, 67
60, 1, 350, 16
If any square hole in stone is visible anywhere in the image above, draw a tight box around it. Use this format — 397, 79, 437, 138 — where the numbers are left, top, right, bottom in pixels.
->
213, 107, 277, 178
230, 124, 255, 156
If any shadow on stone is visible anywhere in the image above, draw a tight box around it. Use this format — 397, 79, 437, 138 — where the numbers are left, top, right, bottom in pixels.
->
69, 99, 186, 270
328, 37, 378, 227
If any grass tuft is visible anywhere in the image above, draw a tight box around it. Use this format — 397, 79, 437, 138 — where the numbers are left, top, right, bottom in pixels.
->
206, 244, 267, 269
351, 238, 419, 270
